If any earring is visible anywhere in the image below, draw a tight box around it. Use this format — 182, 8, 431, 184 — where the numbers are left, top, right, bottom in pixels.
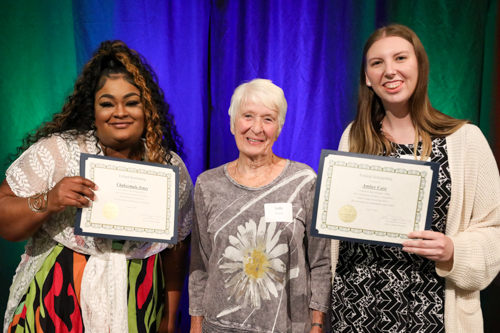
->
367, 81, 372, 87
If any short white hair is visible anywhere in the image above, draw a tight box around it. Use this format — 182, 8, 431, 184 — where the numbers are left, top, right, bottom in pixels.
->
228, 78, 288, 136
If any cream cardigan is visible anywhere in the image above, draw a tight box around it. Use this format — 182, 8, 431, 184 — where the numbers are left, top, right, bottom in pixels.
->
331, 124, 500, 333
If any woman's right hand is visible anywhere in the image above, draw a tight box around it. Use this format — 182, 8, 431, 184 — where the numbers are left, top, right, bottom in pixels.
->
190, 316, 203, 333
48, 176, 98, 213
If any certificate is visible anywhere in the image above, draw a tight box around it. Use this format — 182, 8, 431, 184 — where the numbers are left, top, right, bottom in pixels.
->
75, 153, 179, 243
310, 150, 439, 247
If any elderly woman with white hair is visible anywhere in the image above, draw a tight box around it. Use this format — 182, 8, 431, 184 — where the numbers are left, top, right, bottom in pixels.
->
188, 79, 331, 333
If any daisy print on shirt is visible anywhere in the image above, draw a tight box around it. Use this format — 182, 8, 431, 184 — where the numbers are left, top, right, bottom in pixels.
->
218, 217, 299, 317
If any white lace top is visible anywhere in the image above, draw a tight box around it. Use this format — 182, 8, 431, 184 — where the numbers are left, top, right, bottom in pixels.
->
3, 132, 193, 333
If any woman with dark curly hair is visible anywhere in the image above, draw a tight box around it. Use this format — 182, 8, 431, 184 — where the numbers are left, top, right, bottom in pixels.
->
0, 40, 193, 333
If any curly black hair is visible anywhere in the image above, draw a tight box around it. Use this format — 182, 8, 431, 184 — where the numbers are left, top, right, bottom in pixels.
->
12, 40, 183, 165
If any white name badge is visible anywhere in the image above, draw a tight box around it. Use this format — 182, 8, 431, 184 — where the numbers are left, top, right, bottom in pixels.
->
264, 203, 293, 223
398, 155, 431, 162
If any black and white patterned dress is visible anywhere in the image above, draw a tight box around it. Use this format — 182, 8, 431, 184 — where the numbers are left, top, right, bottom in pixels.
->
331, 138, 451, 333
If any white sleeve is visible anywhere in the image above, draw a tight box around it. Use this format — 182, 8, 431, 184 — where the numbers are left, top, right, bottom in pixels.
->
6, 136, 71, 197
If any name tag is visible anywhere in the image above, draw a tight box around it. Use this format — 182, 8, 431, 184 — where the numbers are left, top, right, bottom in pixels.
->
264, 203, 293, 222
398, 155, 431, 162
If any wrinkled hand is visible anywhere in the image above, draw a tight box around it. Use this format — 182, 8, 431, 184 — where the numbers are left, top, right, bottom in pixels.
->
403, 230, 454, 262
310, 310, 325, 333
48, 176, 97, 213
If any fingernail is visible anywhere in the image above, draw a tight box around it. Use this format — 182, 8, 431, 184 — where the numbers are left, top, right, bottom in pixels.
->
94, 185, 99, 190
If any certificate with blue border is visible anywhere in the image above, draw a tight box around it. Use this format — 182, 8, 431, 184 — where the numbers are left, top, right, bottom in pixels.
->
75, 153, 179, 244
310, 150, 439, 247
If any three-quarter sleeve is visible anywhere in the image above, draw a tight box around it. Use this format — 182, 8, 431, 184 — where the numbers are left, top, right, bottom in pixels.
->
305, 177, 332, 313
170, 152, 194, 242
188, 181, 211, 316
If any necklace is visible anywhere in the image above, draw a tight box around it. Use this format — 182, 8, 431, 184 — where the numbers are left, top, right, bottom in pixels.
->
234, 155, 274, 187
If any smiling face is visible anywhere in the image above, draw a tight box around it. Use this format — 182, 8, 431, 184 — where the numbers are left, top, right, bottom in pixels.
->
365, 36, 418, 113
234, 102, 280, 159
94, 75, 145, 151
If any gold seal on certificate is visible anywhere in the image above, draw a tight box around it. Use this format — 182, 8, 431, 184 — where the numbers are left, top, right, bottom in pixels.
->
310, 150, 439, 247
74, 153, 180, 244
102, 203, 119, 220
339, 205, 357, 223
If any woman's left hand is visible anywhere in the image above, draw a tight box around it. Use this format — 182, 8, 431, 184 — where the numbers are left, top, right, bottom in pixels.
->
310, 310, 325, 333
402, 230, 454, 262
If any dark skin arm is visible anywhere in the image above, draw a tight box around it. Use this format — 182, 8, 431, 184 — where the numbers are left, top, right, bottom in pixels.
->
0, 177, 97, 242
159, 235, 191, 333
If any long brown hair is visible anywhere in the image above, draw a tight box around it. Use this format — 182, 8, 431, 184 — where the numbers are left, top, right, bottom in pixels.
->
12, 40, 182, 165
349, 24, 468, 159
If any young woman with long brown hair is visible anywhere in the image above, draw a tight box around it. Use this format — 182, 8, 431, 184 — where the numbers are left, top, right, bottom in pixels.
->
331, 24, 500, 332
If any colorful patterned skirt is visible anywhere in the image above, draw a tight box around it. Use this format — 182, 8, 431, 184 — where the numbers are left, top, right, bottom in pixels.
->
7, 243, 164, 333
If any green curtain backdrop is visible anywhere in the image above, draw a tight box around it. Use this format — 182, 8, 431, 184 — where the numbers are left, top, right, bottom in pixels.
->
1, 0, 498, 330
0, 0, 79, 328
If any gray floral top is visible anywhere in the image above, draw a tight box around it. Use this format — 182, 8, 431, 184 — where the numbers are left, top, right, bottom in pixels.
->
189, 160, 331, 333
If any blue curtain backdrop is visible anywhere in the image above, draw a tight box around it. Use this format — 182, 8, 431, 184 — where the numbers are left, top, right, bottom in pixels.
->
71, 0, 211, 178
1, 0, 499, 331
209, 1, 363, 168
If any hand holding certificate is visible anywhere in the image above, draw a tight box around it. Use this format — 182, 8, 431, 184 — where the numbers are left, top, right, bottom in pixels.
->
75, 153, 179, 243
311, 150, 439, 247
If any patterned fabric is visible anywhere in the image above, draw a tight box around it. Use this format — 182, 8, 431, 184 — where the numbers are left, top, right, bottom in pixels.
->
331, 138, 451, 333
335, 124, 500, 332
4, 132, 193, 333
189, 161, 331, 333
7, 244, 164, 333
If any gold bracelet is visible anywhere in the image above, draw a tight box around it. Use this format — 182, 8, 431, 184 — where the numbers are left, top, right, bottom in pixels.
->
28, 191, 48, 213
